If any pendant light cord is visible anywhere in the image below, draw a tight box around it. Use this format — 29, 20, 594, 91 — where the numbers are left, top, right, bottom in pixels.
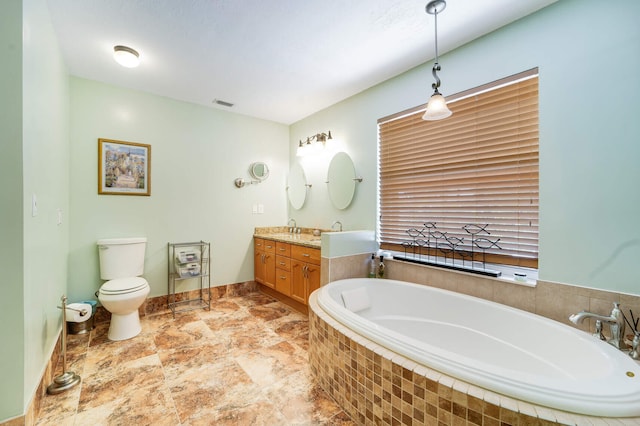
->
434, 8, 439, 64
431, 7, 442, 92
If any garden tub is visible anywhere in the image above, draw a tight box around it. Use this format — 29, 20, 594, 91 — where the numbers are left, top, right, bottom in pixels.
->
314, 278, 640, 418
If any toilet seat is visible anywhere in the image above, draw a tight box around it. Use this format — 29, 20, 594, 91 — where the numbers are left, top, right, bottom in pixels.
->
100, 277, 148, 295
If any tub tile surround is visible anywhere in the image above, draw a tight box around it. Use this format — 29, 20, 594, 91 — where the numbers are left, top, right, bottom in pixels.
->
309, 294, 640, 426
315, 254, 640, 425
31, 287, 352, 425
324, 254, 640, 335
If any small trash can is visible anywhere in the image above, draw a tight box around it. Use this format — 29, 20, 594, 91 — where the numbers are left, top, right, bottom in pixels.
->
67, 300, 97, 335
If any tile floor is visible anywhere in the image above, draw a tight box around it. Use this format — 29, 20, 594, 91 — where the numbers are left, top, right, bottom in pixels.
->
36, 292, 354, 425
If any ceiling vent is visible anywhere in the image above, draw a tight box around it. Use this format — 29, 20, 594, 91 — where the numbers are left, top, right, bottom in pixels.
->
213, 99, 234, 108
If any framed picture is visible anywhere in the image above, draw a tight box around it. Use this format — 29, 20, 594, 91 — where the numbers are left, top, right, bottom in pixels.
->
98, 138, 151, 196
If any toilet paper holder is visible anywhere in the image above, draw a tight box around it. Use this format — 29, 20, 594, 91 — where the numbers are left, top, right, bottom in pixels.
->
47, 295, 82, 394
59, 304, 89, 317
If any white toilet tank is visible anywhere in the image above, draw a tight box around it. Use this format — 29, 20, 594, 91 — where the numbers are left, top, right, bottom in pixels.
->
97, 237, 147, 280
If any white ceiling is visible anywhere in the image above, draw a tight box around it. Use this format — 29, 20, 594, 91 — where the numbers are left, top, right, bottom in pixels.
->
46, 0, 556, 124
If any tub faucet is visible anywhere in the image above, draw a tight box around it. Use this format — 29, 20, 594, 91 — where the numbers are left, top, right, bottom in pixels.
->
569, 302, 627, 349
332, 221, 343, 232
288, 218, 297, 233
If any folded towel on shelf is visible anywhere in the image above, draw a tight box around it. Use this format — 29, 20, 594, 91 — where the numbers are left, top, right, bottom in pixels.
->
341, 287, 371, 313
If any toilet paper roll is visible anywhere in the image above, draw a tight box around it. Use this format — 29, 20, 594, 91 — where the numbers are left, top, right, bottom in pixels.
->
65, 303, 92, 323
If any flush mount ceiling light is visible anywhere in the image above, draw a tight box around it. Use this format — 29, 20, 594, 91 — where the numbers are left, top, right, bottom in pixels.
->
422, 0, 452, 121
113, 45, 140, 68
296, 131, 332, 157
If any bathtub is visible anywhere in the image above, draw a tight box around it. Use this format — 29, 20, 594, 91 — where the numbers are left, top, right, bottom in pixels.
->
314, 278, 640, 418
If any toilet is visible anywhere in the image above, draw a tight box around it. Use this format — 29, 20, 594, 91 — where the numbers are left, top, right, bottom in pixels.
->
97, 237, 150, 341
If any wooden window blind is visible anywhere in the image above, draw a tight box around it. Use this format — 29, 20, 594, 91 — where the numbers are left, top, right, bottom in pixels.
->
378, 70, 539, 268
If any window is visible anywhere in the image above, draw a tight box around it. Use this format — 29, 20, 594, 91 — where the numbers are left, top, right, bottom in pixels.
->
378, 69, 538, 269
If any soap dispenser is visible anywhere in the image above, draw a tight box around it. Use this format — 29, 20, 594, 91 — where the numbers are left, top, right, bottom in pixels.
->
368, 254, 377, 278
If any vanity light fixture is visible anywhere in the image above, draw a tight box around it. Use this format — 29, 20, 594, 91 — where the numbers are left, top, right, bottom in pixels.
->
296, 131, 333, 157
113, 45, 140, 68
422, 0, 452, 121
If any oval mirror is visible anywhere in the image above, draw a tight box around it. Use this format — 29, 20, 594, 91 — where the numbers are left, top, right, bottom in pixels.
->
249, 162, 269, 181
327, 152, 357, 209
287, 163, 308, 210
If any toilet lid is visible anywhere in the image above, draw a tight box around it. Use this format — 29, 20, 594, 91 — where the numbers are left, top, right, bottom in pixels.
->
100, 277, 148, 294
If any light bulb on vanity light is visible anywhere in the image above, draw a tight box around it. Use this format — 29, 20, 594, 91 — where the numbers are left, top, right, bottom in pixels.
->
113, 45, 140, 68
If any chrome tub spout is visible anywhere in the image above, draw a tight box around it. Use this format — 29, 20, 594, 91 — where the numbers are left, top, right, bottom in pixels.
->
569, 303, 627, 350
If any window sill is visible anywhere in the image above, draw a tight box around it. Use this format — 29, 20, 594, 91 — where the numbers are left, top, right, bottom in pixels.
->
384, 250, 538, 287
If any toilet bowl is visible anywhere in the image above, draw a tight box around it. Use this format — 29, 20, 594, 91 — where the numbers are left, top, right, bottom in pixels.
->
97, 237, 149, 341
98, 277, 150, 341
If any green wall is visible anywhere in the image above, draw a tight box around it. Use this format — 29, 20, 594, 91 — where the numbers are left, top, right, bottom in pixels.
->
289, 0, 640, 294
22, 0, 70, 410
0, 0, 70, 421
68, 78, 290, 301
0, 1, 26, 421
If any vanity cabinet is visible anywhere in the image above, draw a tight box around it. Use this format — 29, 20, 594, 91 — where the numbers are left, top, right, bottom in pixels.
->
290, 245, 321, 305
254, 238, 276, 289
275, 242, 291, 296
254, 237, 320, 307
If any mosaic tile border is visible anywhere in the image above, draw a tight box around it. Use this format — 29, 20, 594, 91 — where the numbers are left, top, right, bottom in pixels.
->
308, 293, 638, 426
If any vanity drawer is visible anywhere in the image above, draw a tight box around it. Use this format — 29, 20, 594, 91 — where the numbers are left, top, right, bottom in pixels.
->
276, 241, 291, 257
275, 269, 291, 296
291, 245, 320, 265
262, 239, 276, 253
254, 238, 265, 250
275, 255, 290, 271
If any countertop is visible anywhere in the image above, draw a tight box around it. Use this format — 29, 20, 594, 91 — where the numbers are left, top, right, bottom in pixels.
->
254, 227, 327, 249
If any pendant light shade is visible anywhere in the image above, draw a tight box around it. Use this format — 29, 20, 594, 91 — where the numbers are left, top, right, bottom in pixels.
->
422, 92, 452, 120
113, 45, 140, 68
423, 0, 451, 121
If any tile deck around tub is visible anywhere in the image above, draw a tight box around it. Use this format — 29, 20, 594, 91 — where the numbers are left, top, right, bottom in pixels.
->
308, 294, 640, 426
35, 292, 352, 425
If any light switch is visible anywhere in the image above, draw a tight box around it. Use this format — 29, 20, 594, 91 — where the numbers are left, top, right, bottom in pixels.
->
252, 204, 258, 214
31, 194, 38, 217
258, 204, 264, 214
57, 208, 62, 225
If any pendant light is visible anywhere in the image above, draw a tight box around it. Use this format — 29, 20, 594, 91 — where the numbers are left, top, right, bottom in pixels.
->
422, 0, 452, 121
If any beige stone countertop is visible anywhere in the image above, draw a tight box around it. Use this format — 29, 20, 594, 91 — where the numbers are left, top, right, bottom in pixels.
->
254, 226, 329, 249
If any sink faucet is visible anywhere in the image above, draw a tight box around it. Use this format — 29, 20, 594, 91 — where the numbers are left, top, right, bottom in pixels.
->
288, 218, 297, 233
331, 220, 343, 232
569, 302, 627, 349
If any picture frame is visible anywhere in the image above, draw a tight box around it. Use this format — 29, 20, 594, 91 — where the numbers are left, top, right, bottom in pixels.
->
98, 138, 151, 196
